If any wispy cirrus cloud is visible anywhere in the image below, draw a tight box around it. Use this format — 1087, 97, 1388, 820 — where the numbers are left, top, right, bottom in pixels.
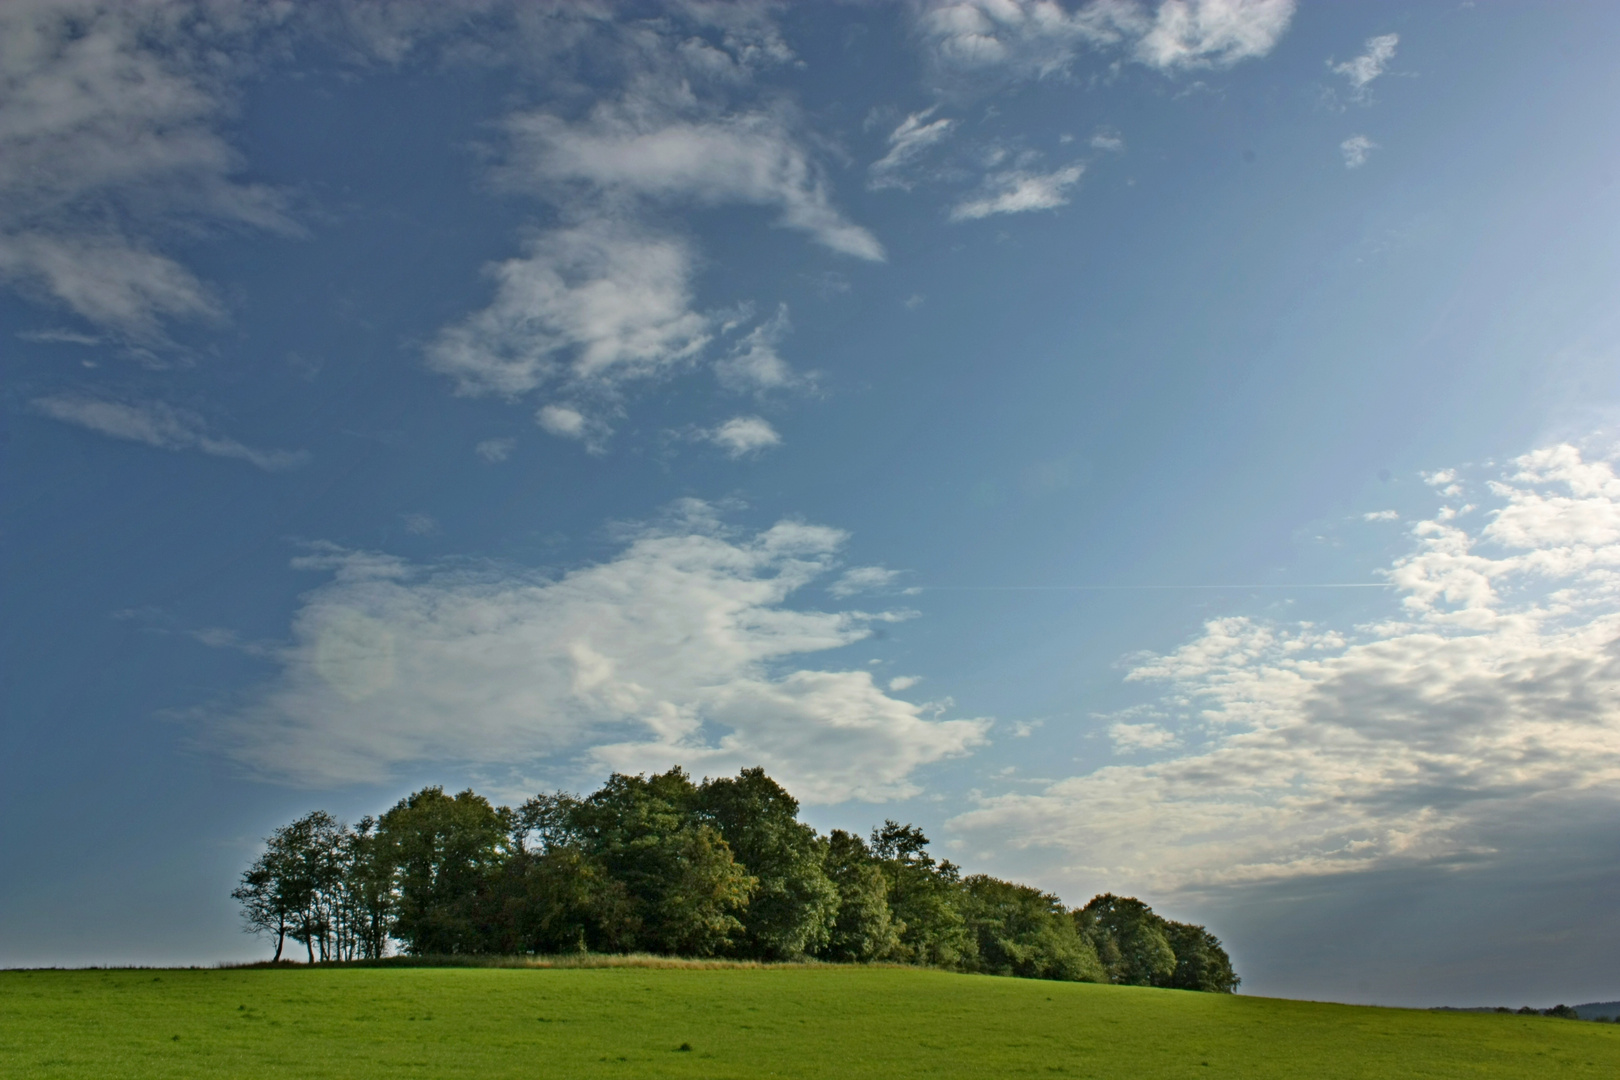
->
1330, 33, 1398, 100
428, 6, 875, 444
33, 394, 307, 471
950, 163, 1084, 220
830, 565, 904, 597
953, 442, 1620, 894
500, 100, 884, 262
0, 0, 296, 341
205, 506, 987, 801
869, 108, 958, 191
715, 304, 799, 392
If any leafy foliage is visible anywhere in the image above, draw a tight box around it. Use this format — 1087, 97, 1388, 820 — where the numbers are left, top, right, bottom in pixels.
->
1078, 894, 1239, 993
233, 767, 1237, 990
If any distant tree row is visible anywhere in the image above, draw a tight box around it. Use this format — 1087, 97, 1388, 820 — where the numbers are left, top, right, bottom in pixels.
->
233, 767, 1238, 992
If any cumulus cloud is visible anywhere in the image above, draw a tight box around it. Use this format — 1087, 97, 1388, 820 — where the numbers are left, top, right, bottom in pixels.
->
1109, 720, 1179, 752
205, 509, 988, 800
1363, 509, 1399, 522
537, 403, 591, 440
0, 0, 295, 339
1330, 33, 1398, 98
950, 164, 1084, 220
915, 0, 1295, 85
869, 109, 958, 191
33, 394, 306, 470
952, 443, 1620, 893
1133, 0, 1296, 72
501, 100, 884, 261
427, 218, 711, 399
1340, 134, 1376, 169
702, 415, 782, 457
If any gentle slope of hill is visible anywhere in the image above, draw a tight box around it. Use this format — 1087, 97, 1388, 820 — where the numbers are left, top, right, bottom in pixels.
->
3, 966, 1618, 1079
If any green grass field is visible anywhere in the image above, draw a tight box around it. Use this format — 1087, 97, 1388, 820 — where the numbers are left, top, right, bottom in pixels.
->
3, 964, 1618, 1079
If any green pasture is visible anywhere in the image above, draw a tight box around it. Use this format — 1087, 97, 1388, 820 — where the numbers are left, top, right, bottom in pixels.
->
3, 964, 1617, 1079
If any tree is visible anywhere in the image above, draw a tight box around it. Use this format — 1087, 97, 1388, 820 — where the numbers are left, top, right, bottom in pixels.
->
380, 787, 508, 955
1075, 895, 1238, 992
959, 875, 1105, 983
870, 821, 972, 968
336, 816, 395, 960
1162, 920, 1239, 993
234, 770, 1240, 985
232, 811, 347, 963
1076, 894, 1175, 987
695, 768, 838, 959
819, 830, 899, 962
564, 769, 757, 956
231, 859, 291, 962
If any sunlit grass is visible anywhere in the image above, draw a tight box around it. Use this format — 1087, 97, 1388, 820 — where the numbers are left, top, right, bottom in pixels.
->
3, 965, 1617, 1078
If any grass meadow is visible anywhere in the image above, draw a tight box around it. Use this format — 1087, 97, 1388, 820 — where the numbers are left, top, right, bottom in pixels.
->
3, 963, 1618, 1078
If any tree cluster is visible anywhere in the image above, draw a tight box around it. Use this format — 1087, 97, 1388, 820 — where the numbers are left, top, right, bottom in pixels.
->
233, 767, 1237, 991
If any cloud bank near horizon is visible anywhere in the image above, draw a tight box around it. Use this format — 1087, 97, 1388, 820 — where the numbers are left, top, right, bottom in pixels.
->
954, 442, 1620, 896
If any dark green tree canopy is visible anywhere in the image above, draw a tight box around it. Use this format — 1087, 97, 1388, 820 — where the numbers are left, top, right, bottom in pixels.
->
233, 768, 1237, 993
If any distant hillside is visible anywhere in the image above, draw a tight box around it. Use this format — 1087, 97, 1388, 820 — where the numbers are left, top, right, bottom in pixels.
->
1577, 1001, 1620, 1021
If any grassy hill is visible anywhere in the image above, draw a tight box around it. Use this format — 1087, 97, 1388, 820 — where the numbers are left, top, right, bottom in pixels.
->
3, 964, 1618, 1078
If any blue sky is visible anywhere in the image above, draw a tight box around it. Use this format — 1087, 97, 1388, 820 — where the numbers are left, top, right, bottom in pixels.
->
4, 0, 1620, 1007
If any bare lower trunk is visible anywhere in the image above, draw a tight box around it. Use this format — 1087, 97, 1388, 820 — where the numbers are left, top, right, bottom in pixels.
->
273, 927, 284, 962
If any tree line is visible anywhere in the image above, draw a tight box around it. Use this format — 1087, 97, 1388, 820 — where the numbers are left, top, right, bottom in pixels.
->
233, 767, 1238, 992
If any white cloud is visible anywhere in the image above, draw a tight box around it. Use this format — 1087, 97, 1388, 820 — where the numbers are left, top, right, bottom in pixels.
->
1109, 720, 1179, 752
917, 0, 1132, 81
537, 403, 590, 440
915, 0, 1295, 84
951, 443, 1620, 893
33, 395, 306, 471
424, 7, 868, 440
501, 101, 884, 261
869, 108, 958, 191
17, 328, 104, 345
1089, 129, 1125, 153
0, 1, 295, 339
888, 675, 923, 692
703, 415, 782, 458
1340, 133, 1376, 169
830, 565, 903, 597
715, 304, 797, 391
206, 509, 988, 801
401, 512, 438, 536
427, 218, 711, 399
475, 437, 516, 463
1363, 509, 1399, 522
1330, 33, 1398, 97
950, 164, 1084, 221
1133, 0, 1297, 72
